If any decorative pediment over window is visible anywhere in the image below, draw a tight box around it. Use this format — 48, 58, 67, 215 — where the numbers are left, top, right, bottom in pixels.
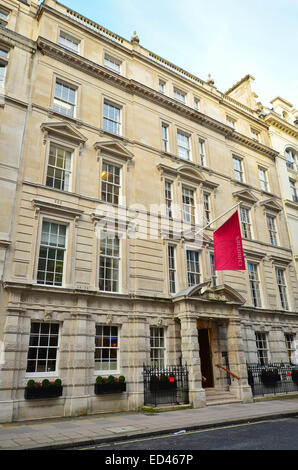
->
157, 163, 206, 185
173, 281, 246, 305
94, 141, 133, 161
177, 165, 206, 184
260, 198, 282, 213
233, 189, 258, 204
40, 121, 87, 145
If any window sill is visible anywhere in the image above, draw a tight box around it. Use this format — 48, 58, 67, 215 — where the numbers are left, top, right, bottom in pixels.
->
48, 109, 80, 125
25, 372, 57, 378
99, 128, 128, 143
94, 371, 120, 376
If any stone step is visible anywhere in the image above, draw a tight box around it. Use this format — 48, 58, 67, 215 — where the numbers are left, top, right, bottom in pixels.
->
205, 389, 242, 406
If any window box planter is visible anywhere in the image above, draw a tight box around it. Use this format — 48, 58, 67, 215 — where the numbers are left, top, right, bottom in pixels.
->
95, 375, 126, 395
25, 379, 63, 400
260, 369, 280, 387
149, 375, 177, 392
291, 370, 298, 385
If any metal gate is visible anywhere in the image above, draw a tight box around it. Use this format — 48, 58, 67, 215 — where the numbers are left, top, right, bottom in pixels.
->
143, 364, 189, 407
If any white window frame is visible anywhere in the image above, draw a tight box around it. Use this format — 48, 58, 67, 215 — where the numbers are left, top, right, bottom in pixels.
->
98, 234, 121, 293
240, 206, 252, 240
258, 166, 270, 192
227, 116, 236, 129
94, 325, 119, 374
159, 80, 166, 94
53, 79, 77, 118
255, 332, 269, 365
209, 253, 217, 287
173, 88, 186, 103
275, 267, 289, 311
101, 161, 121, 205
165, 180, 173, 218
289, 178, 297, 203
203, 192, 211, 224
25, 322, 60, 378
248, 262, 262, 308
251, 128, 260, 142
182, 186, 196, 225
199, 138, 206, 166
0, 46, 9, 89
58, 31, 80, 53
161, 123, 169, 152
233, 156, 245, 182
46, 143, 73, 192
103, 100, 122, 135
285, 148, 296, 170
168, 244, 176, 294
0, 7, 9, 25
285, 333, 296, 364
150, 327, 166, 368
177, 130, 191, 160
104, 54, 121, 74
194, 98, 200, 111
36, 220, 68, 288
186, 248, 201, 287
266, 214, 278, 246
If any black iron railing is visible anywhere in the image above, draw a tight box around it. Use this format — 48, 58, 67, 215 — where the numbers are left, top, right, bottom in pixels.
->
247, 363, 298, 397
143, 364, 189, 407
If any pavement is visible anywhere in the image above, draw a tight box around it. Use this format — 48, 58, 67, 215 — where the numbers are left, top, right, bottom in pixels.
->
0, 397, 298, 450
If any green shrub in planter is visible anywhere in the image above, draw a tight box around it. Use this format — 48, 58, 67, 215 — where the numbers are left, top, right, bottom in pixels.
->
25, 379, 63, 400
94, 375, 126, 394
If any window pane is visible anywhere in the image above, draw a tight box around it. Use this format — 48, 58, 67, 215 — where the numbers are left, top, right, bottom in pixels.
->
26, 323, 59, 373
95, 325, 119, 372
37, 221, 66, 286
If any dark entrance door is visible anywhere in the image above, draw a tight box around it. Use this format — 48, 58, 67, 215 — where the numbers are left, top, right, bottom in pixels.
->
198, 329, 214, 388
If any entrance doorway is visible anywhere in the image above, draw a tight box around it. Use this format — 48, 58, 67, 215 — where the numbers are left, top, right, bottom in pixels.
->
198, 329, 214, 388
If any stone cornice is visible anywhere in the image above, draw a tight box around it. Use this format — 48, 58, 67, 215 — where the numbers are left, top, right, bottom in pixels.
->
37, 36, 278, 160
0, 24, 36, 53
264, 112, 298, 138
284, 199, 298, 210
38, 3, 267, 125
32, 198, 84, 219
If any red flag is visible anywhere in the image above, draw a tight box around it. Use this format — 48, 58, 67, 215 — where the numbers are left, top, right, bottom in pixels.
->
213, 211, 245, 271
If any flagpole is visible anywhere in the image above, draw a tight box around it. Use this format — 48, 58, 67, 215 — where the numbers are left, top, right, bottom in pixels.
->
195, 202, 241, 236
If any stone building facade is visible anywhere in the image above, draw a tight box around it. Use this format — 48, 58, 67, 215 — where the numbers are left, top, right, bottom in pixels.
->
0, 0, 297, 423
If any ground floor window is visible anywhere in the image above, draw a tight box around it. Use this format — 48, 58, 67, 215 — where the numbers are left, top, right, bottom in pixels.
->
285, 333, 296, 364
150, 327, 165, 368
26, 322, 59, 374
255, 332, 269, 365
95, 325, 119, 372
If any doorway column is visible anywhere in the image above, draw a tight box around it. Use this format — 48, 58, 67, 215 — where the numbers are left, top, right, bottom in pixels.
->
227, 316, 253, 402
179, 313, 206, 408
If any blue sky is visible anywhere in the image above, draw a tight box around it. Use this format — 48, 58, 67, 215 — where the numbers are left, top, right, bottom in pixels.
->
64, 0, 297, 109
